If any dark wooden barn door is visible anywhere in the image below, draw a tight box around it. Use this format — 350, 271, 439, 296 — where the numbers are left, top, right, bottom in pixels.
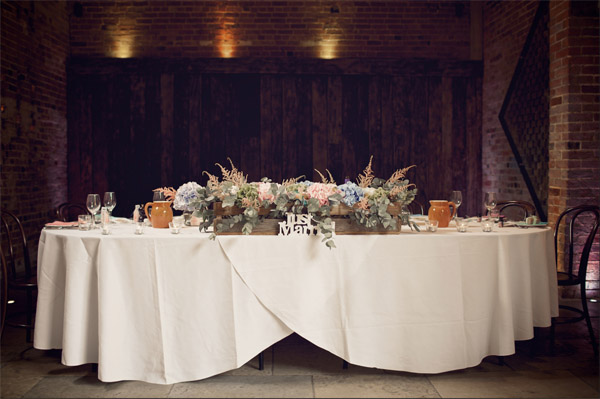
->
68, 59, 481, 217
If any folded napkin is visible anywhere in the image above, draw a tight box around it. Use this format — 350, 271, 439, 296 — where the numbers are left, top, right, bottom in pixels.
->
45, 221, 79, 227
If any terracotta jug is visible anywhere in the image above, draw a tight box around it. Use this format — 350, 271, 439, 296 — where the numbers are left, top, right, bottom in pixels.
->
428, 200, 457, 228
144, 201, 173, 228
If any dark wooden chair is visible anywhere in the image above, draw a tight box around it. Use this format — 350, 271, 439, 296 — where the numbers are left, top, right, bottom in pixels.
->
497, 200, 536, 221
1, 248, 8, 339
56, 202, 88, 222
550, 205, 599, 357
407, 200, 424, 215
1, 210, 37, 342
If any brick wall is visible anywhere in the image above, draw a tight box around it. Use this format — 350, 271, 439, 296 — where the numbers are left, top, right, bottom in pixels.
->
1, 1, 70, 264
482, 0, 538, 205
548, 0, 599, 297
69, 0, 471, 59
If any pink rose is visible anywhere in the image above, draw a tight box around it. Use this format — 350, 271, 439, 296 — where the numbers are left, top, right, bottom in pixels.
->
257, 182, 277, 204
307, 183, 340, 206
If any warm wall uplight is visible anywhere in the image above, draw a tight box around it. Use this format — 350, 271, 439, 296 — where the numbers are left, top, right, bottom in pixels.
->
219, 39, 235, 58
113, 38, 134, 58
319, 38, 338, 59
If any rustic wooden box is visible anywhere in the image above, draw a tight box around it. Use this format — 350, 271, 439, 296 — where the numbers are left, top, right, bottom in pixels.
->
213, 203, 403, 235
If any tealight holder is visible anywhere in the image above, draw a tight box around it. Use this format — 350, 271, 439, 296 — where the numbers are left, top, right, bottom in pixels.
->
134, 221, 144, 235
169, 221, 180, 234
101, 225, 111, 235
78, 214, 92, 231
482, 219, 494, 232
425, 219, 439, 232
456, 218, 469, 233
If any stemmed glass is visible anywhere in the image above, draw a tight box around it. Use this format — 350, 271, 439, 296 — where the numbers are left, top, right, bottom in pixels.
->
484, 192, 497, 220
86, 194, 101, 227
103, 192, 117, 220
450, 190, 462, 219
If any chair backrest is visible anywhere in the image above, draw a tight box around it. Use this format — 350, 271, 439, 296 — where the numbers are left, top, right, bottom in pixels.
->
407, 200, 424, 215
497, 200, 536, 221
0, 247, 7, 337
0, 210, 32, 280
554, 205, 600, 281
56, 202, 88, 222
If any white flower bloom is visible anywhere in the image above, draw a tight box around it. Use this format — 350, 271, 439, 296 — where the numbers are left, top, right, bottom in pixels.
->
363, 187, 376, 197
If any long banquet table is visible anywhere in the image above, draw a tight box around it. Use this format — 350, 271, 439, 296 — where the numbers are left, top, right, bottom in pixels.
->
34, 221, 558, 384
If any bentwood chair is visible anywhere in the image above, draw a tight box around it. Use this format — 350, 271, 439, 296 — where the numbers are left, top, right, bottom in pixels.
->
1, 210, 37, 342
550, 205, 599, 357
407, 200, 424, 215
56, 202, 88, 222
497, 200, 536, 221
1, 248, 8, 339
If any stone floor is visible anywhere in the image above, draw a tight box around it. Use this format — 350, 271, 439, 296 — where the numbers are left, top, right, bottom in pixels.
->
1, 300, 598, 398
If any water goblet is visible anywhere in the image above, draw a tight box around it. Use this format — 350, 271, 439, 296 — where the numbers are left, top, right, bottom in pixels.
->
86, 194, 101, 227
103, 192, 117, 219
450, 191, 462, 218
484, 192, 497, 221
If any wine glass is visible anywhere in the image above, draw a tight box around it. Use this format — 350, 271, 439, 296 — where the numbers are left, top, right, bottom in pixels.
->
450, 190, 462, 219
86, 194, 101, 227
104, 192, 117, 219
484, 192, 497, 220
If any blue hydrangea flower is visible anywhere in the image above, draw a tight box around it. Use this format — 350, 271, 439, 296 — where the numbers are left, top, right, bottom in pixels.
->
173, 181, 201, 212
337, 182, 364, 206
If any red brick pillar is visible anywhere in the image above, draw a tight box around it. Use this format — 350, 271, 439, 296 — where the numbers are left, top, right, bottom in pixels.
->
549, 0, 599, 297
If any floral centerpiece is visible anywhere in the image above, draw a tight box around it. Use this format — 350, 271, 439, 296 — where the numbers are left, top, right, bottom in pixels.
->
188, 157, 418, 249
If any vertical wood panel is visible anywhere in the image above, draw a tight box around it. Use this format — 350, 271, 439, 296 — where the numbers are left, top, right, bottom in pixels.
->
282, 76, 298, 179
260, 76, 272, 179
440, 76, 454, 205
143, 74, 162, 197
186, 76, 203, 180
110, 74, 132, 215
392, 76, 410, 176
160, 74, 174, 186
311, 77, 327, 181
173, 74, 190, 187
452, 78, 468, 200
380, 76, 394, 178
91, 76, 108, 193
68, 76, 94, 203
327, 76, 342, 183
341, 76, 369, 181
129, 74, 146, 201
238, 75, 261, 182
409, 77, 429, 200
295, 76, 313, 180
427, 76, 443, 208
260, 75, 283, 181
368, 76, 382, 180
466, 76, 482, 217
224, 76, 240, 172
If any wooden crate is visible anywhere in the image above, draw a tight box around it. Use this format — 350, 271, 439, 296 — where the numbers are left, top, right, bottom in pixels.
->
213, 202, 403, 235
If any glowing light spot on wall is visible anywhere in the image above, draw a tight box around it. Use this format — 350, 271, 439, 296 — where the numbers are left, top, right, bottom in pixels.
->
319, 38, 338, 59
219, 39, 235, 58
113, 37, 134, 58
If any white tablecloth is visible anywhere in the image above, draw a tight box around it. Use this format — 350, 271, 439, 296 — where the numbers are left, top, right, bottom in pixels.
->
34, 223, 558, 384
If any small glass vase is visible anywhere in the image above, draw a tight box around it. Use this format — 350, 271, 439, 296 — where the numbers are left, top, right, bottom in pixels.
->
183, 211, 193, 226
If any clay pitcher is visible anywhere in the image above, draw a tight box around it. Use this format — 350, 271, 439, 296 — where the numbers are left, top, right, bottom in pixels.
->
144, 201, 173, 228
428, 200, 457, 228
